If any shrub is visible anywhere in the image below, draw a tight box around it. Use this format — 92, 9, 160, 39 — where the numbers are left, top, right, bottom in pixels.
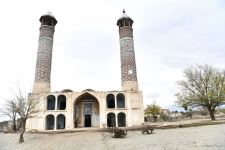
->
145, 103, 161, 122
141, 125, 154, 134
108, 127, 127, 138
197, 109, 208, 116
160, 113, 170, 121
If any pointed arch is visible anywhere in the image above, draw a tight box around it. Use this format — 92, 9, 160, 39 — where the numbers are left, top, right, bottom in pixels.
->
74, 92, 100, 128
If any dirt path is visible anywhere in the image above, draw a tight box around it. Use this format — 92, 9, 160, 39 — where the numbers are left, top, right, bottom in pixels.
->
0, 124, 225, 150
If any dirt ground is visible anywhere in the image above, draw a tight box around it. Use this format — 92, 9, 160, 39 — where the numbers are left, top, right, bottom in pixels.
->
0, 124, 225, 150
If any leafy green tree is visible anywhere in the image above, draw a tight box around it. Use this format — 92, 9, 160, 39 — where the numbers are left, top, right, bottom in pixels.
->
176, 94, 193, 118
145, 103, 161, 122
176, 64, 225, 120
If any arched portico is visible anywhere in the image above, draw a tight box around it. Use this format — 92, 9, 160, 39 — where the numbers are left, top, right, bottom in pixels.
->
74, 92, 100, 128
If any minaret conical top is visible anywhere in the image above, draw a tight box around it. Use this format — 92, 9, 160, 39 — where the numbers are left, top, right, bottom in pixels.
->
117, 9, 133, 26
39, 11, 57, 26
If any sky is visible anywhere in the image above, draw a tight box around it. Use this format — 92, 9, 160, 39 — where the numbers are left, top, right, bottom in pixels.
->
1, 0, 225, 119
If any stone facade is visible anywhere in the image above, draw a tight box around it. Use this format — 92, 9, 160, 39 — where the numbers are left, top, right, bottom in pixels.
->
27, 90, 143, 131
27, 11, 144, 132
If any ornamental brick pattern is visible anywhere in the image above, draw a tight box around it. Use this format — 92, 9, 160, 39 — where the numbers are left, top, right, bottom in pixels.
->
39, 27, 54, 39
120, 30, 137, 82
119, 27, 133, 38
34, 26, 55, 83
119, 26, 138, 91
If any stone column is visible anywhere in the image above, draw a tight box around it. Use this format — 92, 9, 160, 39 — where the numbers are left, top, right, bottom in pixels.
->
33, 12, 57, 93
54, 114, 56, 130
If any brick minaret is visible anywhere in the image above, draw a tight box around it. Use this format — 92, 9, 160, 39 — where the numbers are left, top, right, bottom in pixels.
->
117, 10, 138, 91
33, 12, 57, 93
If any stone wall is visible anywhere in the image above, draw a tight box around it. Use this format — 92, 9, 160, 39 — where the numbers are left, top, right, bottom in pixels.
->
26, 90, 144, 131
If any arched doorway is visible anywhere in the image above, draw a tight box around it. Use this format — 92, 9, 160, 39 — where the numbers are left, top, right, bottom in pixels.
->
118, 112, 126, 127
107, 113, 116, 127
56, 114, 65, 129
74, 92, 100, 128
46, 114, 54, 130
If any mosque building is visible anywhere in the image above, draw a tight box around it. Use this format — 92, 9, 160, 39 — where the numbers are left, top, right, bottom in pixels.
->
27, 10, 144, 131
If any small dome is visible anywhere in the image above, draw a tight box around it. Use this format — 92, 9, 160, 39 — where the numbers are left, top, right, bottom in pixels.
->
82, 89, 95, 92
119, 9, 131, 19
61, 89, 73, 93
42, 11, 55, 18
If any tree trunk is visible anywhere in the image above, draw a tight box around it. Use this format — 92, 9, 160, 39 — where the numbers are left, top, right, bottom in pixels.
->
189, 109, 193, 119
13, 123, 17, 132
207, 109, 216, 121
153, 116, 157, 122
19, 119, 26, 143
12, 117, 17, 132
189, 113, 192, 119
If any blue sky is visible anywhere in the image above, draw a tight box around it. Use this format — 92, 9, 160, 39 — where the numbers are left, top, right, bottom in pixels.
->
0, 0, 225, 120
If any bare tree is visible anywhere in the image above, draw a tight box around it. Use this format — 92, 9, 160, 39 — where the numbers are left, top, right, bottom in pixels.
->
15, 89, 39, 143
0, 99, 17, 131
177, 64, 225, 120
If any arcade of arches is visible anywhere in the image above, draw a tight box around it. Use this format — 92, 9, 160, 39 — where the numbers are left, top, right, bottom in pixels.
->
46, 114, 66, 130
106, 93, 125, 109
47, 95, 66, 110
106, 93, 126, 127
107, 112, 126, 127
45, 93, 127, 130
45, 94, 67, 130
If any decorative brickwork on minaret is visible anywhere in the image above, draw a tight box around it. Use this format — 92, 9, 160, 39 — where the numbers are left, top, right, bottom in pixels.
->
117, 10, 138, 91
33, 12, 57, 93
